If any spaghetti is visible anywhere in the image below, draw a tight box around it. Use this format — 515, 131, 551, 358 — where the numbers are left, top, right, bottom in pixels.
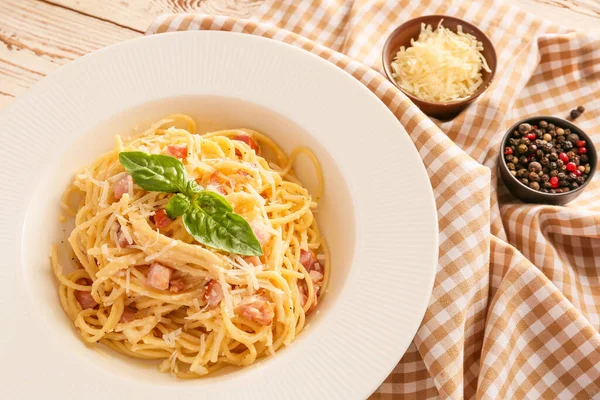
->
51, 114, 329, 378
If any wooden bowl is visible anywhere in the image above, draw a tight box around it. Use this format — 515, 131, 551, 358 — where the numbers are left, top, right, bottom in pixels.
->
382, 15, 497, 120
498, 116, 597, 205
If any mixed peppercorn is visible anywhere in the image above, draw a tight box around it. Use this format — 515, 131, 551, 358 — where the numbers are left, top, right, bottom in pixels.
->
504, 120, 592, 193
569, 106, 585, 121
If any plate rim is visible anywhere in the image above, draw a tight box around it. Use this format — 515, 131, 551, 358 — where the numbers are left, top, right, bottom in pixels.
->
0, 30, 438, 399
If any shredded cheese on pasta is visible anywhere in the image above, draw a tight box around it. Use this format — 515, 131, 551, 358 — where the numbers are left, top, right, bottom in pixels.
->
50, 114, 329, 378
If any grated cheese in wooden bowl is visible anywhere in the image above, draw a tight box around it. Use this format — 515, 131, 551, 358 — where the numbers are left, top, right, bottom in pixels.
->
391, 20, 491, 103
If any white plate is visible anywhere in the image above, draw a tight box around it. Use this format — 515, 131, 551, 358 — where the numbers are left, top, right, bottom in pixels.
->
0, 31, 437, 399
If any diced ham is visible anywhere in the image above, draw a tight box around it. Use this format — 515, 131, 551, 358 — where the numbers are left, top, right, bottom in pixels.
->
299, 249, 318, 271
244, 256, 262, 266
208, 172, 228, 195
299, 250, 324, 313
236, 295, 274, 325
203, 279, 223, 308
147, 262, 173, 290
166, 144, 188, 159
169, 278, 186, 293
250, 221, 271, 247
113, 174, 132, 201
233, 134, 260, 156
119, 306, 137, 323
74, 279, 98, 310
309, 269, 324, 285
299, 281, 320, 312
116, 224, 131, 248
152, 209, 172, 229
299, 283, 309, 307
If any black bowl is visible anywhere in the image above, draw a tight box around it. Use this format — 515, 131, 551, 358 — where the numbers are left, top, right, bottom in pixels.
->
498, 116, 597, 205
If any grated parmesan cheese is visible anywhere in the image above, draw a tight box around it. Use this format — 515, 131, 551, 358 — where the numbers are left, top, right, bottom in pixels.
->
102, 213, 118, 237
233, 256, 259, 293
125, 268, 131, 294
218, 272, 234, 318
144, 240, 177, 262
391, 20, 491, 102
162, 328, 182, 348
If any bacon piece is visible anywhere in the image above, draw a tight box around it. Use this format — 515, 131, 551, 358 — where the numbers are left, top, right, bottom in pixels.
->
166, 144, 188, 159
233, 134, 260, 156
116, 224, 131, 248
244, 256, 262, 266
147, 262, 173, 290
113, 174, 132, 201
169, 278, 186, 293
119, 307, 137, 323
203, 280, 223, 308
299, 250, 324, 313
299, 249, 318, 271
250, 221, 271, 247
208, 172, 228, 195
236, 295, 274, 325
74, 279, 98, 310
152, 209, 172, 229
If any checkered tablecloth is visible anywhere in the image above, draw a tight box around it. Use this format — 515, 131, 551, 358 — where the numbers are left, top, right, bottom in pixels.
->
147, 1, 600, 398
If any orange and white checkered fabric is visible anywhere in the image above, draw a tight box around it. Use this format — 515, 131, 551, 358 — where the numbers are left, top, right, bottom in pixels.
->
147, 1, 600, 398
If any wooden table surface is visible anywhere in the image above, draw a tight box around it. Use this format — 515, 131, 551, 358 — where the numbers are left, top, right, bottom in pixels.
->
1, 0, 599, 110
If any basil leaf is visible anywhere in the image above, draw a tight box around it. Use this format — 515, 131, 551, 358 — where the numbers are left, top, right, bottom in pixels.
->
195, 191, 232, 212
166, 193, 191, 218
119, 152, 188, 193
184, 180, 204, 196
182, 194, 263, 256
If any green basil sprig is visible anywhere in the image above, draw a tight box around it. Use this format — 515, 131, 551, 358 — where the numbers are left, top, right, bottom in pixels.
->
118, 152, 263, 256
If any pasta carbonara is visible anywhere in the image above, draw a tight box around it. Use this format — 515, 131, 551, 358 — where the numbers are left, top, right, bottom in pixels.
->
51, 114, 328, 378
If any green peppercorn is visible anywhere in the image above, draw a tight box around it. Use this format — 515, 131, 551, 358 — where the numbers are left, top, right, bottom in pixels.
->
517, 144, 528, 153
507, 162, 516, 170
539, 121, 548, 129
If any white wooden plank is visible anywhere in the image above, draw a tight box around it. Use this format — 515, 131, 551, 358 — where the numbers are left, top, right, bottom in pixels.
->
0, 0, 139, 100
511, 0, 600, 32
44, 0, 264, 32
